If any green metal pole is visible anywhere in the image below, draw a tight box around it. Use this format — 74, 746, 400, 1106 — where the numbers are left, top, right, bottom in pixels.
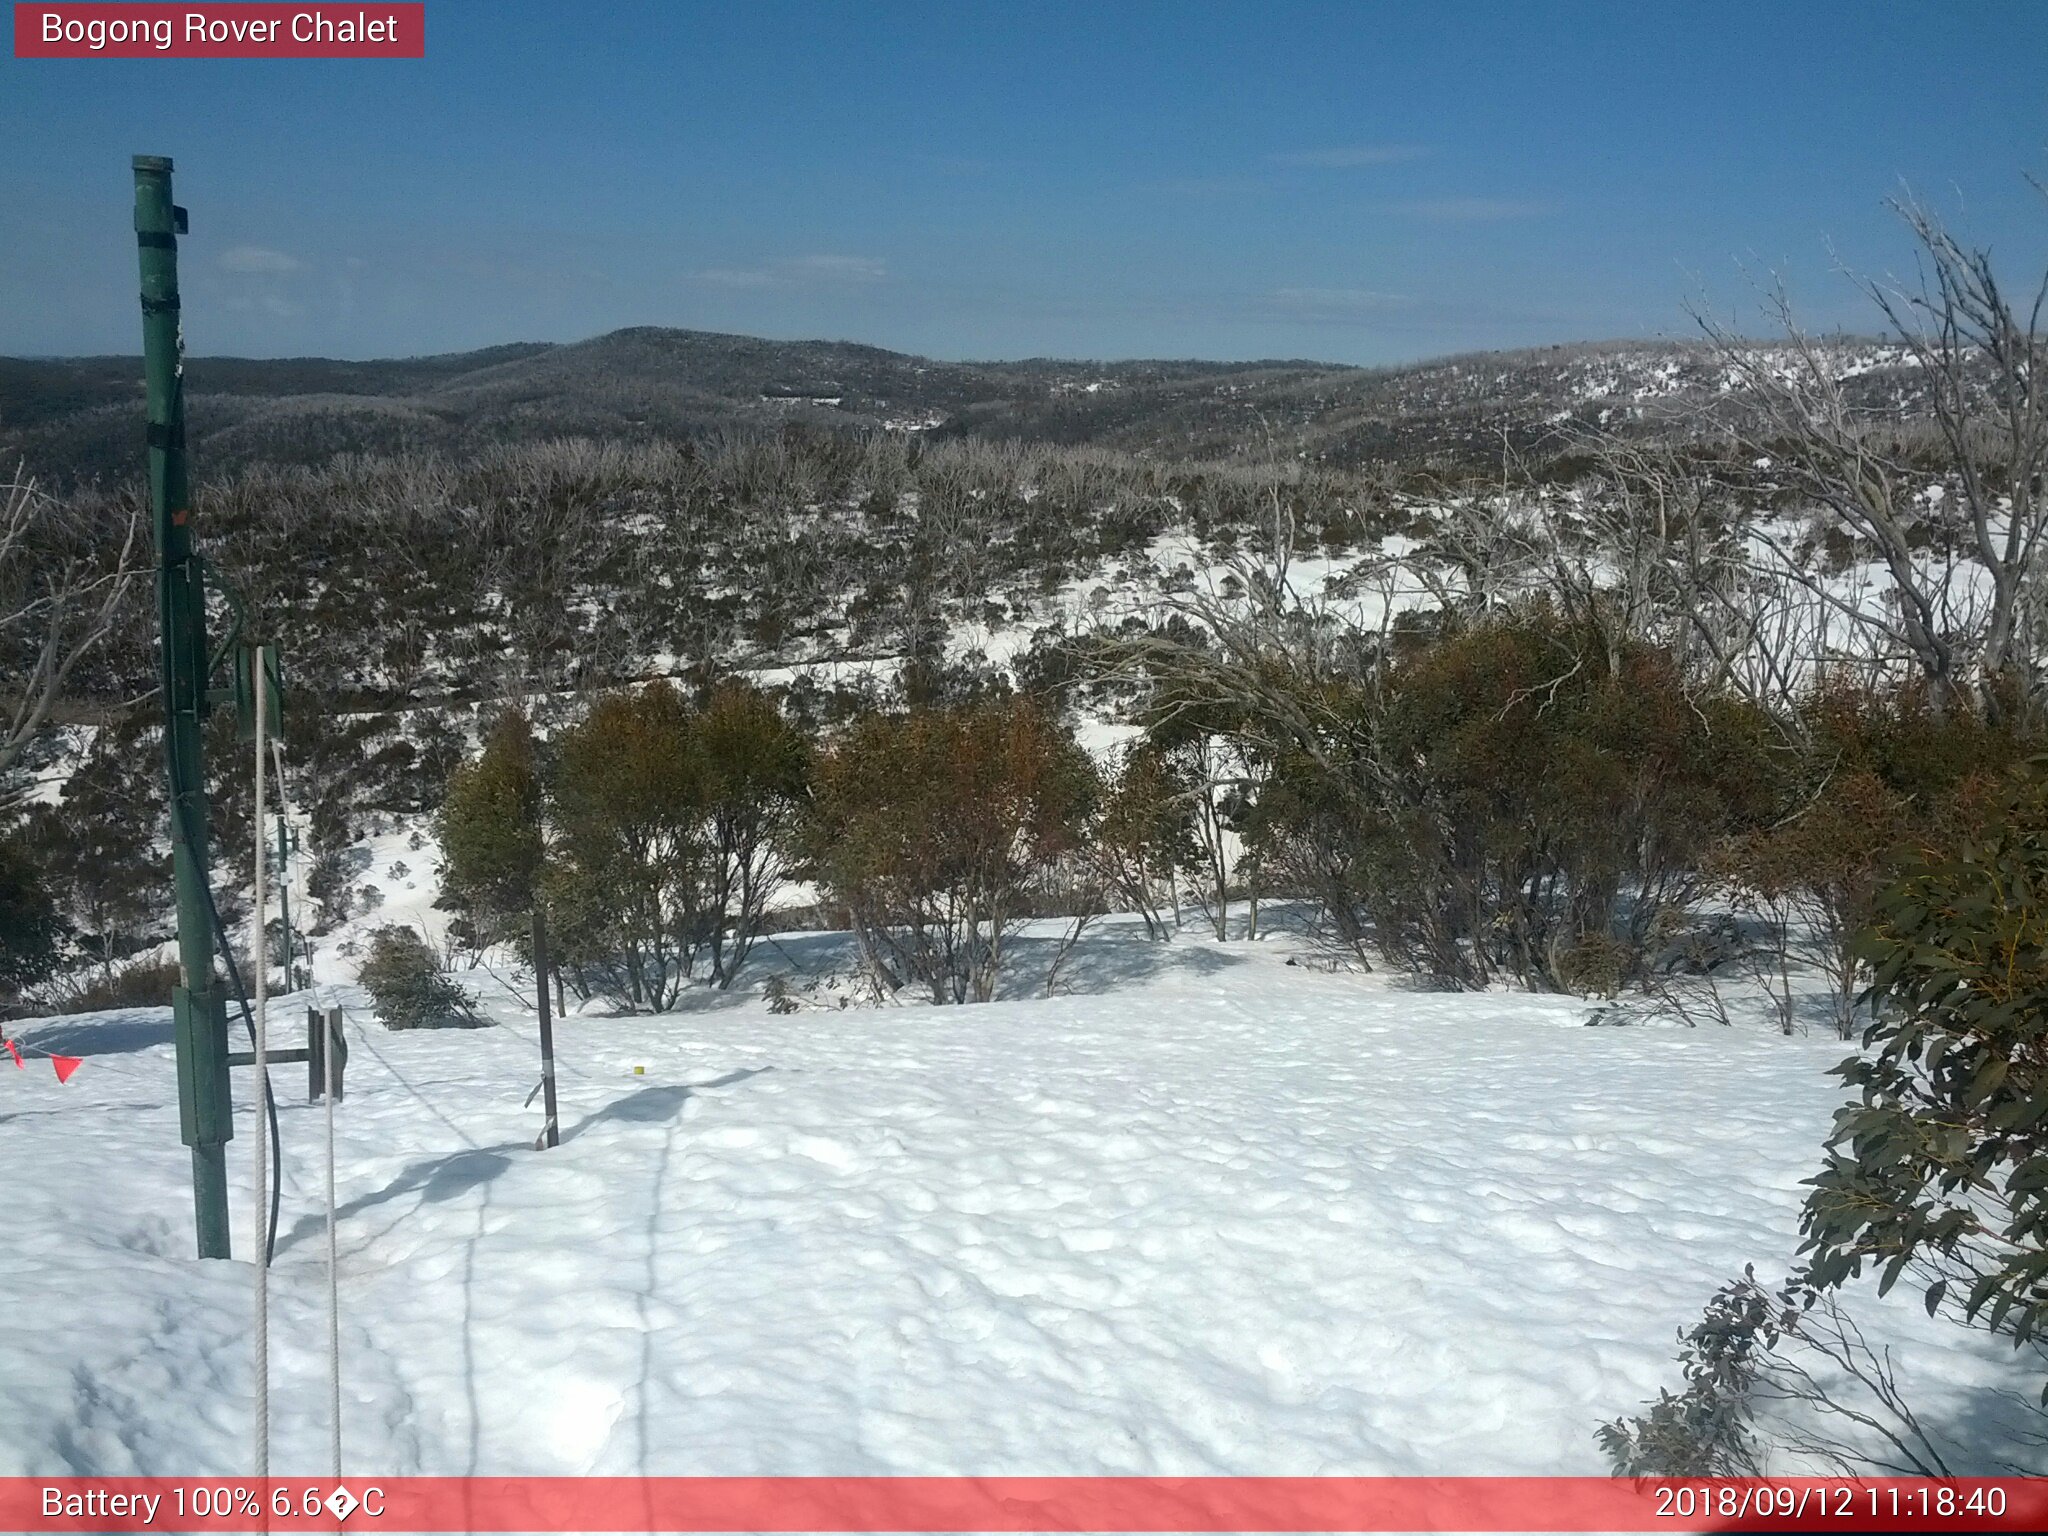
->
135, 155, 233, 1261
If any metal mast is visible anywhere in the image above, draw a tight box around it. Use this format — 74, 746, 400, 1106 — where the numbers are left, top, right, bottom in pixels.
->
136, 154, 233, 1259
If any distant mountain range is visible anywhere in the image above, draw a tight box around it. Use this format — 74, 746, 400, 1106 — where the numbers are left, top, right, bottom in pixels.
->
0, 326, 1928, 485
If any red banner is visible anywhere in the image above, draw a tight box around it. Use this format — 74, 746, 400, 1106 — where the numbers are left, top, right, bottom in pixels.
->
2, 1476, 2041, 1532
13, 4, 424, 58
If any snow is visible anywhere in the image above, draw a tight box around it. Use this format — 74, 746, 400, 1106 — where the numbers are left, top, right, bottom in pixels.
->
1, 918, 2029, 1478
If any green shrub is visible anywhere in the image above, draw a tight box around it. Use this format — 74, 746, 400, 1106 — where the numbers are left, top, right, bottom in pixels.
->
547, 682, 705, 1011
1598, 1267, 1794, 1475
1799, 763, 2048, 1353
358, 925, 475, 1029
808, 698, 1098, 1002
1556, 933, 1632, 999
0, 834, 67, 1000
1250, 604, 1780, 988
1092, 745, 1198, 940
55, 956, 180, 1014
1715, 680, 2040, 1036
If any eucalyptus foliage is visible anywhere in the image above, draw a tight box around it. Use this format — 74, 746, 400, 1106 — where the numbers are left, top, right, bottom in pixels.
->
1800, 766, 2048, 1368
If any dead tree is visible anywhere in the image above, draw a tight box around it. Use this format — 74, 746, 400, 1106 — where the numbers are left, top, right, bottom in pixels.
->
1567, 434, 1836, 734
0, 474, 142, 790
1696, 191, 2048, 721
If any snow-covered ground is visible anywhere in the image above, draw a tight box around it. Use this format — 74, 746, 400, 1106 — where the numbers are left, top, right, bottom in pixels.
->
2, 917, 2031, 1478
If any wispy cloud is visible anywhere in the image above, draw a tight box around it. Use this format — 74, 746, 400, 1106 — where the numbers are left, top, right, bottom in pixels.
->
220, 292, 303, 318
1151, 144, 1430, 198
786, 254, 888, 281
1268, 286, 1414, 318
1269, 144, 1430, 169
218, 244, 301, 274
694, 254, 888, 288
1386, 197, 1556, 222
1148, 173, 1272, 198
696, 267, 779, 289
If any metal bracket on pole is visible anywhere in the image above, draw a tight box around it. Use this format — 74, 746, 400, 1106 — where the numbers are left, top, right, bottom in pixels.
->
235, 643, 283, 742
307, 1006, 346, 1102
173, 984, 232, 1147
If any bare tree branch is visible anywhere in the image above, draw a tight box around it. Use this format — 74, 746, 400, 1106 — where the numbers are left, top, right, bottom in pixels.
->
0, 472, 143, 794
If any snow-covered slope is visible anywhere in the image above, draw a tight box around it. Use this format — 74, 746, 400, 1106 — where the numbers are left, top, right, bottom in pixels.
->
0, 919, 2026, 1477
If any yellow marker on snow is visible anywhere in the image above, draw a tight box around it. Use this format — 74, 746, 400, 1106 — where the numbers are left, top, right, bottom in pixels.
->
633, 1065, 645, 1075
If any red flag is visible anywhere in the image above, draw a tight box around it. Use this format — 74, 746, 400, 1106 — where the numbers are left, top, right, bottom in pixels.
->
3, 1038, 21, 1069
51, 1055, 82, 1084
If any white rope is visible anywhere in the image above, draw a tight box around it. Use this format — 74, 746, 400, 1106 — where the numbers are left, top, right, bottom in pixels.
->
324, 1004, 342, 1479
265, 738, 343, 1478
251, 656, 271, 1479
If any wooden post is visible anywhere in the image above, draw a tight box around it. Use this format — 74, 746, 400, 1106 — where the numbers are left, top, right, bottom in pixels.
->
533, 907, 560, 1149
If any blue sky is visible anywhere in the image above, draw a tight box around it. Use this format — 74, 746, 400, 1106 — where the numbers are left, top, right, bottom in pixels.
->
4, 0, 2045, 363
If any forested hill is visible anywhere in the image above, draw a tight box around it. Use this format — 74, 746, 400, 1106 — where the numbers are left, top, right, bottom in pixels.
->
0, 327, 1926, 485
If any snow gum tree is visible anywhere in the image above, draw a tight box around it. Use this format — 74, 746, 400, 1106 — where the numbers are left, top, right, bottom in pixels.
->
809, 698, 1098, 1003
437, 706, 544, 952
1373, 609, 1779, 987
694, 681, 810, 988
535, 679, 808, 1007
548, 682, 708, 1011
1091, 744, 1198, 940
1228, 605, 1781, 990
1145, 725, 1257, 943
